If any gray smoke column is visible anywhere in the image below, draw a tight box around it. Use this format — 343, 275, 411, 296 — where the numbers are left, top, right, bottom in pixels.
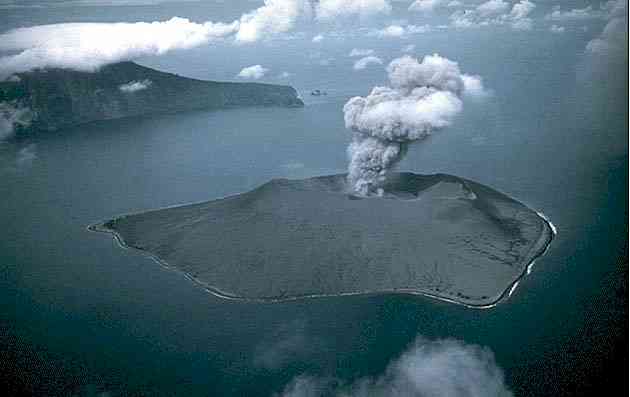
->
343, 54, 486, 195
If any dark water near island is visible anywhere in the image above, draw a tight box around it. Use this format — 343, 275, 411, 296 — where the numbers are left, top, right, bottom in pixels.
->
1, 2, 627, 396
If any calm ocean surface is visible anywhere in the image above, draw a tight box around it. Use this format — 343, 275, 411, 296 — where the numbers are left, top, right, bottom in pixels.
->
1, 2, 627, 396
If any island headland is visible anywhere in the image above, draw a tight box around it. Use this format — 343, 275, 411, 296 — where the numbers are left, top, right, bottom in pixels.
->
0, 61, 303, 133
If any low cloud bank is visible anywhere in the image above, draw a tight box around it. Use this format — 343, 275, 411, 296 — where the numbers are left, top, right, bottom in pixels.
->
237, 65, 269, 79
0, 17, 238, 77
277, 336, 513, 397
349, 48, 375, 57
118, 79, 152, 93
476, 0, 510, 18
450, 0, 536, 30
371, 24, 430, 38
409, 0, 455, 14
0, 0, 395, 77
353, 55, 383, 70
343, 54, 486, 195
315, 0, 391, 21
545, 6, 598, 21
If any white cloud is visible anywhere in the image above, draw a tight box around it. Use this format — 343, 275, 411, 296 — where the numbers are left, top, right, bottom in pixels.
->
504, 0, 535, 30
0, 0, 431, 77
545, 6, 598, 21
0, 17, 238, 77
0, 0, 314, 75
278, 336, 513, 397
450, 0, 535, 31
550, 24, 565, 33
462, 74, 489, 99
409, 0, 447, 13
507, 0, 535, 20
408, 0, 461, 13
278, 71, 292, 78
235, 0, 310, 43
375, 24, 405, 37
449, 11, 479, 29
343, 54, 485, 194
315, 0, 391, 20
476, 0, 509, 17
311, 34, 324, 42
237, 64, 268, 79
401, 44, 416, 53
118, 79, 152, 93
372, 24, 430, 38
353, 55, 383, 70
349, 48, 375, 57
586, 0, 628, 55
548, 0, 626, 23
278, 376, 331, 397
282, 161, 304, 169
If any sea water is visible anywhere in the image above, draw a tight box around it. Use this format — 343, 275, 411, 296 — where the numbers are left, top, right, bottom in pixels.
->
0, 2, 627, 396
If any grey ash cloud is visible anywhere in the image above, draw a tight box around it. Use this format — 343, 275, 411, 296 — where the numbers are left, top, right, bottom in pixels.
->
342, 54, 486, 195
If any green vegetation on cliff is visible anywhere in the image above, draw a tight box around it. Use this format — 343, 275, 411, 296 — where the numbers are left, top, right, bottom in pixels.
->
0, 62, 303, 132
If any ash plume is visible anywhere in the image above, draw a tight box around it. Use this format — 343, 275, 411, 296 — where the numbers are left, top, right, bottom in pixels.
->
342, 54, 486, 195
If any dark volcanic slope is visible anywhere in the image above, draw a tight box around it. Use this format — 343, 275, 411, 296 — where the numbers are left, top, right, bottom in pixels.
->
93, 173, 554, 307
0, 61, 303, 132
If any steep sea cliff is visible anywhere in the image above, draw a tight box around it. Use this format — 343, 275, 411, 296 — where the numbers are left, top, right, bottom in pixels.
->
0, 61, 303, 133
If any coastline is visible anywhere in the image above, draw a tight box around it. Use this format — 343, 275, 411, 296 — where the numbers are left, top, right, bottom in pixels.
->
87, 204, 556, 310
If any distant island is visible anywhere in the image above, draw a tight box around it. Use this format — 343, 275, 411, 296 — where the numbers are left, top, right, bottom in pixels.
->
0, 61, 304, 132
90, 172, 554, 308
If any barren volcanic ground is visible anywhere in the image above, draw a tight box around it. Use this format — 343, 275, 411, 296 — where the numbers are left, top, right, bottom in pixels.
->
92, 172, 554, 307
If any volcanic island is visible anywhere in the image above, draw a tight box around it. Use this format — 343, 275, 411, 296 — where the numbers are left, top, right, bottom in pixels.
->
90, 172, 554, 308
